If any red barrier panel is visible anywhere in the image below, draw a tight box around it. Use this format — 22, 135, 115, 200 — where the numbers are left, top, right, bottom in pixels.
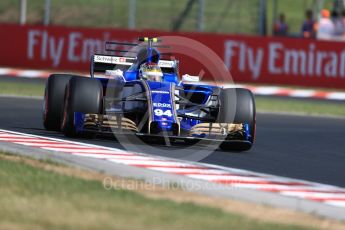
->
1, 24, 345, 89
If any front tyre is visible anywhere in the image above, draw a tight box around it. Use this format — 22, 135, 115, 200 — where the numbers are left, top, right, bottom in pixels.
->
61, 77, 103, 137
218, 88, 256, 151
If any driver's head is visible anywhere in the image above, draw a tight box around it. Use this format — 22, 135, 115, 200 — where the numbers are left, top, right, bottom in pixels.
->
139, 62, 163, 82
137, 48, 160, 65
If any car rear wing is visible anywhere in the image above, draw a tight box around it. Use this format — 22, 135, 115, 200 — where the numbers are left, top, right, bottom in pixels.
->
90, 54, 179, 77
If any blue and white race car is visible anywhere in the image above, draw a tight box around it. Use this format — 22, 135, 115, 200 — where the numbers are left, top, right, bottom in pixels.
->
43, 37, 256, 151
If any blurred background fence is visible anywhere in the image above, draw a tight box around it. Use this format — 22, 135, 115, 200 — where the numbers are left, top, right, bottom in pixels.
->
0, 0, 341, 35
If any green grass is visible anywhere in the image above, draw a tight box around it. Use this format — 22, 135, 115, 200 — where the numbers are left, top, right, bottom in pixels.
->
0, 80, 44, 97
0, 0, 258, 34
0, 0, 337, 35
0, 155, 313, 230
256, 97, 345, 117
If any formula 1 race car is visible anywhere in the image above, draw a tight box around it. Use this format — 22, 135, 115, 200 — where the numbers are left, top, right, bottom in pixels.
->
43, 37, 255, 151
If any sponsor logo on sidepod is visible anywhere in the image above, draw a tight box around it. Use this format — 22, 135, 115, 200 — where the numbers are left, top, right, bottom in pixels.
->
153, 102, 171, 108
152, 90, 169, 94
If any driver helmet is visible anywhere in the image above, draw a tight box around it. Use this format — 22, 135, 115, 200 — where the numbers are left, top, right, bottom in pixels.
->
139, 62, 163, 82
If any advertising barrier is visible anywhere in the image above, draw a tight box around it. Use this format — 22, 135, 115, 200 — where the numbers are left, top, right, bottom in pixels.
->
0, 24, 345, 89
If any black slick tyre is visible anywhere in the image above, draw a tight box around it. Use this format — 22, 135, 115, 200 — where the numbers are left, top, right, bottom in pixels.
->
43, 74, 76, 131
218, 88, 256, 151
61, 77, 103, 137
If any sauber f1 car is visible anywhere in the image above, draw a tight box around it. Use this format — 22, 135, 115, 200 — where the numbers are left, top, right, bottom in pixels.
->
43, 37, 256, 151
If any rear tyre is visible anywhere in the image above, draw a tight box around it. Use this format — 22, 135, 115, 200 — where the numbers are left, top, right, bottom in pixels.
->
43, 74, 79, 131
218, 88, 256, 151
61, 77, 103, 137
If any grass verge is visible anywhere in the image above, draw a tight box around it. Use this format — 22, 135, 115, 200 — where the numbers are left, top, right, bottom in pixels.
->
0, 152, 321, 230
0, 80, 44, 97
256, 97, 345, 117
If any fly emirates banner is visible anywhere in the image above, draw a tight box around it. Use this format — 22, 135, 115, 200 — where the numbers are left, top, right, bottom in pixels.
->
0, 24, 344, 89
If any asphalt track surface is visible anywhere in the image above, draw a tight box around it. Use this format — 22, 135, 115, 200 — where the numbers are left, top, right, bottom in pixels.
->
1, 95, 345, 188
